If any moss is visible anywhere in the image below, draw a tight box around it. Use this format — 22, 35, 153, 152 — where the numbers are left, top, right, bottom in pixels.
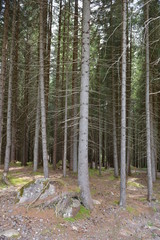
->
10, 161, 21, 167
30, 171, 43, 176
148, 221, 153, 227
153, 206, 157, 212
109, 175, 115, 181
127, 181, 144, 189
75, 187, 80, 193
19, 180, 35, 197
9, 176, 31, 187
0, 180, 7, 189
113, 200, 119, 205
139, 197, 146, 202
65, 205, 90, 222
126, 206, 134, 213
64, 217, 75, 222
126, 206, 137, 215
89, 169, 99, 177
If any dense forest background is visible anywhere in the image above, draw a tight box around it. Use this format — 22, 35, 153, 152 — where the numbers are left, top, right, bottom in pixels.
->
0, 0, 160, 208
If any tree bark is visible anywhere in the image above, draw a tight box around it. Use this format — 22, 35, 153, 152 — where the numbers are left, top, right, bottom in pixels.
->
39, 0, 49, 178
120, 0, 127, 208
33, 85, 40, 172
53, 0, 62, 169
78, 0, 93, 210
145, 1, 153, 201
3, 0, 17, 180
63, 0, 70, 177
0, 0, 9, 165
72, 0, 79, 173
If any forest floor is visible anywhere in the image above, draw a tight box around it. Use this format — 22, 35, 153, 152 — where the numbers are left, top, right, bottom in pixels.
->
0, 164, 160, 240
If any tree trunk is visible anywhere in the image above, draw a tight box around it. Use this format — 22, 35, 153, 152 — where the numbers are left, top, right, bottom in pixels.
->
33, 85, 40, 172
0, 0, 9, 165
3, 0, 17, 181
63, 0, 70, 177
72, 0, 79, 173
120, 0, 127, 208
22, 41, 30, 166
78, 0, 93, 210
145, 1, 153, 201
11, 8, 19, 162
53, 0, 62, 169
39, 0, 49, 178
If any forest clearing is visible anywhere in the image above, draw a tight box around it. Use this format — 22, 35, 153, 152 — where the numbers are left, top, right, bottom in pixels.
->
0, 164, 160, 240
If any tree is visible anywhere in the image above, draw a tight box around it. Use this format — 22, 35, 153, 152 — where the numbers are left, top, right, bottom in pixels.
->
0, 0, 9, 165
145, 1, 153, 201
120, 0, 127, 208
53, 0, 62, 169
78, 0, 93, 210
72, 0, 79, 173
39, 0, 49, 178
3, 0, 17, 182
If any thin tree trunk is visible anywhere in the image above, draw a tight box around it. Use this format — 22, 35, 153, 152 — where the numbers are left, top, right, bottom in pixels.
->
46, 0, 52, 115
33, 86, 40, 172
53, 0, 62, 169
110, 0, 119, 178
120, 0, 127, 208
72, 0, 79, 173
0, 0, 9, 165
39, 0, 49, 178
63, 0, 70, 177
22, 41, 30, 166
150, 102, 156, 182
78, 0, 93, 210
3, 0, 17, 181
145, 1, 153, 201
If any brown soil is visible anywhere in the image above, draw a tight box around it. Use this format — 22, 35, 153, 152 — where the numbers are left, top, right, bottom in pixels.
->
0, 166, 160, 240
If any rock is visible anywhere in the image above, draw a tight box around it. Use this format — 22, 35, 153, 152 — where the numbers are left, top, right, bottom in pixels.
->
17, 178, 55, 204
93, 199, 101, 205
0, 229, 19, 238
55, 196, 81, 218
72, 226, 78, 231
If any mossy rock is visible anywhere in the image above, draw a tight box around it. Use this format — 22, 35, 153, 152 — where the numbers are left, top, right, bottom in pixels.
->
17, 178, 55, 204
65, 205, 90, 222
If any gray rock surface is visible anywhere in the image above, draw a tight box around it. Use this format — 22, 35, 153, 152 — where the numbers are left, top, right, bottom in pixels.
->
17, 178, 55, 203
0, 229, 19, 238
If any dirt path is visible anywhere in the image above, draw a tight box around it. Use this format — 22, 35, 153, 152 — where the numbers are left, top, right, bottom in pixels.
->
0, 166, 160, 239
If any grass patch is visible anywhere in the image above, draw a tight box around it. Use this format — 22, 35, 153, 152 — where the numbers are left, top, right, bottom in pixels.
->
65, 205, 90, 222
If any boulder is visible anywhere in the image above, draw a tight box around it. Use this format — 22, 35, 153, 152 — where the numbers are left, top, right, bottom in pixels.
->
17, 178, 55, 204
